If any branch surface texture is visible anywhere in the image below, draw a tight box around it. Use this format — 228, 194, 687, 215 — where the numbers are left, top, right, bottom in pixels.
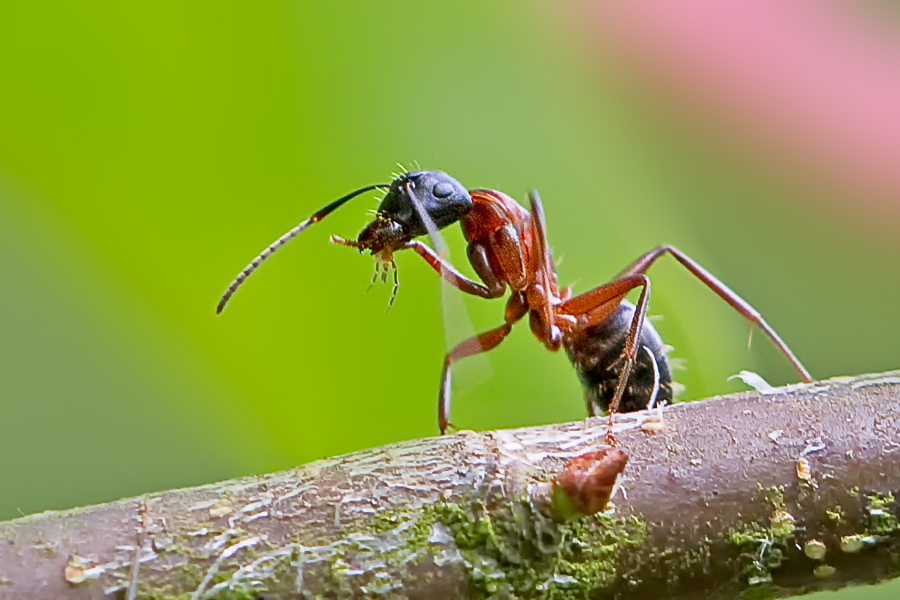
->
2, 371, 900, 599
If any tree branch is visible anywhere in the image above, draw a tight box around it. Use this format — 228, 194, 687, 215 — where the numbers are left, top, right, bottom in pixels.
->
2, 372, 900, 599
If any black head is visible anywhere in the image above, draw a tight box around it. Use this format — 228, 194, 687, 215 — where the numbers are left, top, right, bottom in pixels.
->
356, 170, 472, 254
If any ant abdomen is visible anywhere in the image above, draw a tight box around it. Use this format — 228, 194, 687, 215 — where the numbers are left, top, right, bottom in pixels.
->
565, 301, 674, 415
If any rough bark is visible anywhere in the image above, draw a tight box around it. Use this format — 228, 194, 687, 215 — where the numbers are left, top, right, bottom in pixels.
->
2, 371, 900, 599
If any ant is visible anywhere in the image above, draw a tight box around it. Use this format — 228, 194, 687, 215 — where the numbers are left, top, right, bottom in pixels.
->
218, 170, 813, 443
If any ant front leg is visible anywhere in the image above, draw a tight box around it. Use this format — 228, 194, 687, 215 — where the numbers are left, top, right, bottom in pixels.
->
617, 245, 812, 383
400, 240, 506, 299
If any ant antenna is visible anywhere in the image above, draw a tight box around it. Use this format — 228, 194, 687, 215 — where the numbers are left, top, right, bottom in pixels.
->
216, 183, 388, 314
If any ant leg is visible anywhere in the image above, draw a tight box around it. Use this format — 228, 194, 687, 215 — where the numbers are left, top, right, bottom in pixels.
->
401, 240, 506, 299
557, 275, 649, 329
554, 275, 651, 444
616, 245, 812, 382
439, 323, 513, 434
606, 275, 650, 446
586, 346, 660, 418
439, 293, 528, 433
605, 278, 651, 445
332, 235, 504, 299
528, 191, 562, 346
528, 191, 556, 290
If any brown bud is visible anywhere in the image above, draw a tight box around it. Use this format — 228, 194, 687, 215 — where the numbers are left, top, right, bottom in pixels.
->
552, 448, 628, 519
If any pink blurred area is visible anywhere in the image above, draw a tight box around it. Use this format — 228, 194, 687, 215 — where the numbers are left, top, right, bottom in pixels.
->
575, 0, 900, 209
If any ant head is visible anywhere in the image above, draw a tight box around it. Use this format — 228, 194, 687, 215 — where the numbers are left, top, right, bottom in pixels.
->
356, 170, 472, 254
217, 169, 470, 314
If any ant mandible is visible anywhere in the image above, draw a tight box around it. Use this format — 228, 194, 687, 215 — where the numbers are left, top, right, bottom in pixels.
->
218, 170, 813, 443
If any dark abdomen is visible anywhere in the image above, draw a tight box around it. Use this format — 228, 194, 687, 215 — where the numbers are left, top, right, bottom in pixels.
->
564, 300, 673, 414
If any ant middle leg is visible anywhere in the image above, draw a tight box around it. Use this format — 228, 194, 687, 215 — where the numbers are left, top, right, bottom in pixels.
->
438, 292, 529, 434
439, 323, 512, 434
617, 245, 812, 382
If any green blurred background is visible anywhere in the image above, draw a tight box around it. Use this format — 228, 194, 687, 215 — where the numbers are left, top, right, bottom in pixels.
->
1, 2, 898, 596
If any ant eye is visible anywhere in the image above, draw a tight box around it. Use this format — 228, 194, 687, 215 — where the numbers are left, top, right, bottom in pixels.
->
433, 182, 454, 199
